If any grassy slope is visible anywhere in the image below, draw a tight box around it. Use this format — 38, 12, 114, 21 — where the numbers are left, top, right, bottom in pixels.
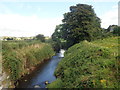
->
48, 36, 119, 88
2, 41, 55, 87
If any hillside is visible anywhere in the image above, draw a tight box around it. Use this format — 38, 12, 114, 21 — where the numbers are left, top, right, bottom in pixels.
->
48, 36, 119, 88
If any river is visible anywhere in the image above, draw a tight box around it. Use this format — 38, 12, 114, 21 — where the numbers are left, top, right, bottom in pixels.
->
16, 52, 64, 88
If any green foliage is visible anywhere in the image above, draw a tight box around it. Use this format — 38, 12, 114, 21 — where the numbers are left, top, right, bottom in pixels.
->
6, 37, 14, 40
106, 25, 120, 36
2, 41, 55, 81
3, 52, 22, 80
52, 4, 103, 49
48, 36, 119, 88
47, 79, 63, 88
35, 34, 45, 42
113, 26, 120, 36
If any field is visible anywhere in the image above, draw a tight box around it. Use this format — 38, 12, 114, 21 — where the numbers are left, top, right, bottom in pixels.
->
48, 36, 119, 88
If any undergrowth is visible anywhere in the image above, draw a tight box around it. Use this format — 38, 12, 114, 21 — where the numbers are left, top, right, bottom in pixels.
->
48, 36, 119, 88
2, 41, 55, 81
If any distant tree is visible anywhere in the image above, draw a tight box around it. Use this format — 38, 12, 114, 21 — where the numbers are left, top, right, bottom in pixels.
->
107, 25, 118, 32
113, 26, 120, 36
35, 34, 45, 42
6, 37, 13, 40
105, 25, 120, 36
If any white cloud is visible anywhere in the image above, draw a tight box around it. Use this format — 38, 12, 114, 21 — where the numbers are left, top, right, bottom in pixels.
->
0, 14, 62, 37
100, 8, 118, 29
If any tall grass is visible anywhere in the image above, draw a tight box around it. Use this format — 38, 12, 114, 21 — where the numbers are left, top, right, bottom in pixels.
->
2, 41, 55, 81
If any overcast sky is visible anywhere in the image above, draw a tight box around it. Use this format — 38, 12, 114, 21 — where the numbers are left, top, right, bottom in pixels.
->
0, 0, 119, 37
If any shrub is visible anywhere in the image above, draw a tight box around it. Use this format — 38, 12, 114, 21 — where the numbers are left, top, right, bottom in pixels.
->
48, 37, 119, 88
2, 41, 55, 82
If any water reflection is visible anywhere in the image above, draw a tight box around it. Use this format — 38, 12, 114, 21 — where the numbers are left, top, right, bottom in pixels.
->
17, 52, 64, 88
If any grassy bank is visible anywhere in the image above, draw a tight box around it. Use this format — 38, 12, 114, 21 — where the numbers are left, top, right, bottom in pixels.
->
48, 36, 119, 88
2, 40, 55, 87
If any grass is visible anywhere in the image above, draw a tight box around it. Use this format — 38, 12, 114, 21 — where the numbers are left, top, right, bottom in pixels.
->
47, 36, 119, 88
2, 40, 55, 82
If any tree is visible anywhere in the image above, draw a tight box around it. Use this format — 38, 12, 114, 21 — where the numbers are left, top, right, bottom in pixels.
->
52, 4, 103, 49
105, 25, 120, 36
107, 25, 117, 32
35, 34, 45, 42
52, 25, 64, 51
6, 37, 13, 40
113, 26, 120, 36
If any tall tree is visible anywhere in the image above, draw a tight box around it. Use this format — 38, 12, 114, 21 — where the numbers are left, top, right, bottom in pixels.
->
52, 4, 103, 49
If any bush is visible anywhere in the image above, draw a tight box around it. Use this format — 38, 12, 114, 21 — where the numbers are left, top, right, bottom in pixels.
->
2, 41, 55, 81
48, 36, 119, 88
3, 52, 23, 80
47, 79, 63, 88
113, 26, 120, 36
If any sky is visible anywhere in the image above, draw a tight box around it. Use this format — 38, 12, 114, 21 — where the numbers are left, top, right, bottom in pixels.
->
0, 0, 119, 37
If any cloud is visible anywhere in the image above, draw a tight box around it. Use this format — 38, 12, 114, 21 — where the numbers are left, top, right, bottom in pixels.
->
0, 14, 62, 37
100, 8, 118, 29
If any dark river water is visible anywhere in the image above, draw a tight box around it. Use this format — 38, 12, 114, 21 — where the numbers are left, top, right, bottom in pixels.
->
16, 53, 62, 88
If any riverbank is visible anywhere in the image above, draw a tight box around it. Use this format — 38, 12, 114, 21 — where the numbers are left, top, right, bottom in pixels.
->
48, 36, 119, 88
15, 58, 52, 87
16, 53, 62, 88
2, 41, 55, 88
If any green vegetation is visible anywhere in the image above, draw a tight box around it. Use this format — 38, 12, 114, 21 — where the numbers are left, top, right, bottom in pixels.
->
113, 26, 120, 36
2, 40, 55, 82
35, 34, 45, 42
2, 3, 120, 88
51, 4, 119, 52
52, 4, 103, 50
48, 36, 119, 88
